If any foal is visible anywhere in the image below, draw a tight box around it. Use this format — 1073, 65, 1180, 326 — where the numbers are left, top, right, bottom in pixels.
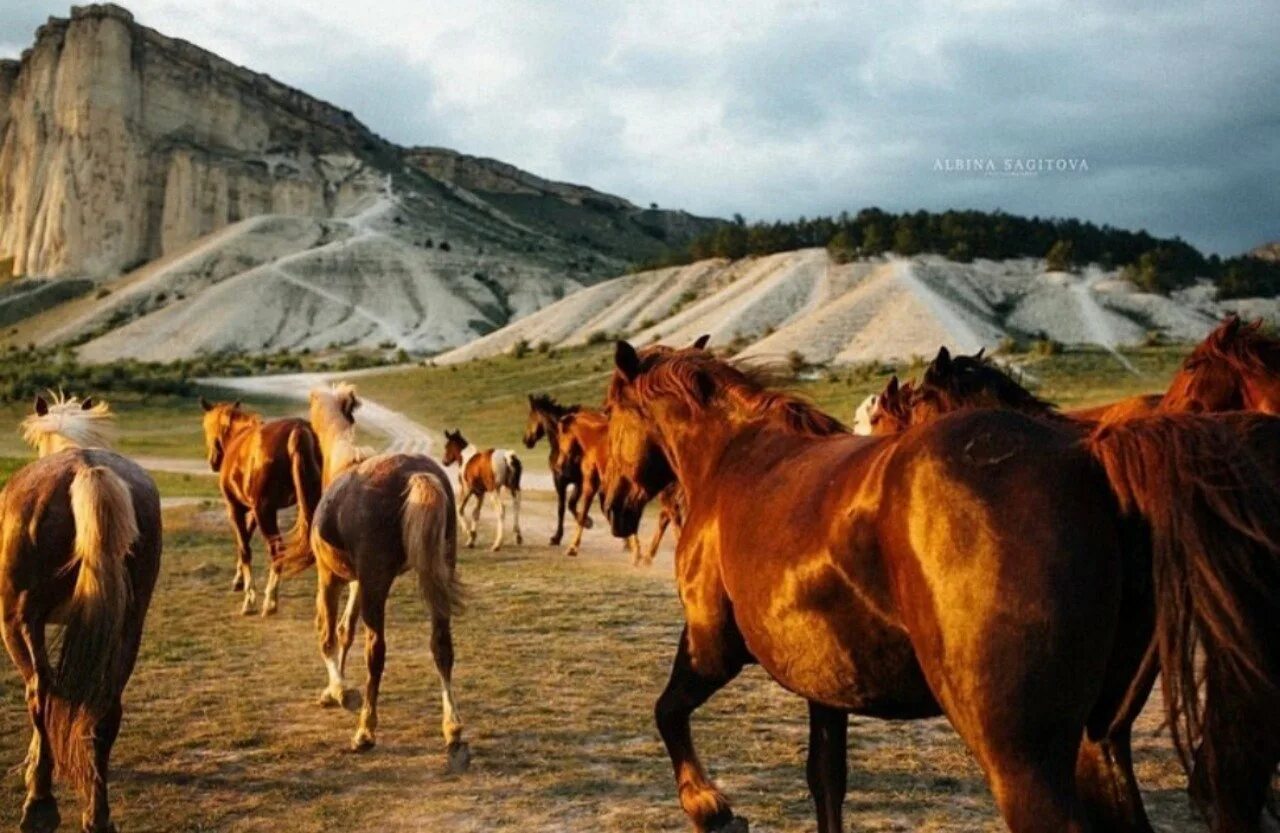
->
200, 398, 322, 615
282, 384, 469, 769
1, 395, 161, 833
441, 429, 523, 551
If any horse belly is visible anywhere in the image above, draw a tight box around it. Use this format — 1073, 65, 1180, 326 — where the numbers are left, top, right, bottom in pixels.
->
737, 588, 939, 717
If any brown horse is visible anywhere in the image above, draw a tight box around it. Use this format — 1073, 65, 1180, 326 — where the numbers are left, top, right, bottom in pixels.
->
644, 484, 686, 564
866, 375, 915, 435
1, 395, 162, 833
441, 429, 523, 551
281, 384, 469, 770
199, 398, 322, 616
601, 341, 1280, 833
555, 408, 643, 562
523, 394, 590, 545
1162, 315, 1280, 413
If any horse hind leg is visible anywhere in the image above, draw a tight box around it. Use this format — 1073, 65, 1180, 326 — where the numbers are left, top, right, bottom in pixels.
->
315, 566, 350, 709
431, 613, 470, 773
510, 487, 523, 546
81, 699, 122, 833
351, 585, 389, 752
807, 701, 849, 833
256, 507, 284, 617
489, 492, 505, 552
228, 503, 257, 614
2, 617, 60, 833
986, 731, 1095, 833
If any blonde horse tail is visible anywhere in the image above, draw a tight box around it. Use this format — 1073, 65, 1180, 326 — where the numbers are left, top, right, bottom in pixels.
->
50, 465, 138, 792
402, 473, 463, 620
282, 426, 323, 575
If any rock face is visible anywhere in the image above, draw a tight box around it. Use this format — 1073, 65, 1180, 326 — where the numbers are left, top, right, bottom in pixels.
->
0, 4, 718, 359
0, 4, 393, 279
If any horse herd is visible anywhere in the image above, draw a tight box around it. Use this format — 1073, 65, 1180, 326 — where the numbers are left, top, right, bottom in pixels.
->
1, 315, 1278, 833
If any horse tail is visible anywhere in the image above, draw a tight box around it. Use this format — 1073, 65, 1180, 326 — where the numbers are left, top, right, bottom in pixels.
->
1088, 415, 1280, 824
402, 472, 463, 620
507, 451, 523, 492
50, 465, 138, 792
282, 425, 323, 573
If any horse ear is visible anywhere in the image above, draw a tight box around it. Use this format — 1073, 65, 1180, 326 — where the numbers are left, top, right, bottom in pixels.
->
81, 397, 95, 410
1224, 314, 1241, 335
232, 400, 242, 410
974, 347, 985, 361
691, 334, 711, 350
199, 396, 213, 412
615, 341, 641, 381
341, 393, 360, 421
885, 376, 899, 397
527, 394, 535, 405
34, 395, 48, 417
934, 346, 952, 372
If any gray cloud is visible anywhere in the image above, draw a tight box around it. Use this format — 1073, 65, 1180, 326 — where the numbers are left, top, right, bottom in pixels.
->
0, 0, 1276, 253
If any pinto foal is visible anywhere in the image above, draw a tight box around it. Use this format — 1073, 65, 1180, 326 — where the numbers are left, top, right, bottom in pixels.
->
442, 429, 523, 551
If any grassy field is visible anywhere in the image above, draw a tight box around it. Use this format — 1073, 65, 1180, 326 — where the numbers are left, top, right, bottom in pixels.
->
0, 501, 1200, 833
0, 344, 1210, 831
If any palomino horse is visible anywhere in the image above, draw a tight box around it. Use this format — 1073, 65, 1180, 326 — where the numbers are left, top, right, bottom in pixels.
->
523, 394, 588, 545
200, 398, 322, 615
441, 429, 523, 551
281, 384, 469, 770
555, 408, 642, 562
1162, 315, 1280, 413
601, 341, 1280, 833
1, 395, 162, 833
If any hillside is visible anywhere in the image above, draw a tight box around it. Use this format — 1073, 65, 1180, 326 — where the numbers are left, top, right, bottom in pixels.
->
437, 250, 1280, 365
0, 4, 716, 359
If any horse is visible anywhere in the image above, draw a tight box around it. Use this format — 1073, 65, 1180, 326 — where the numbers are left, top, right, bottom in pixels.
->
1162, 315, 1280, 413
555, 408, 643, 563
523, 394, 588, 545
600, 341, 1280, 833
1, 394, 162, 833
280, 384, 469, 770
866, 375, 915, 435
441, 429, 523, 551
199, 398, 322, 616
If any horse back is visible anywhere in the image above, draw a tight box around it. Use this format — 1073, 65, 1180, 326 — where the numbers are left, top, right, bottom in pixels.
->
221, 417, 317, 506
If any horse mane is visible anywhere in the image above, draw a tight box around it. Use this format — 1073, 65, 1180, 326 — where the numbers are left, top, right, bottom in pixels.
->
21, 392, 115, 454
918, 350, 1057, 417
1193, 315, 1280, 374
612, 348, 849, 437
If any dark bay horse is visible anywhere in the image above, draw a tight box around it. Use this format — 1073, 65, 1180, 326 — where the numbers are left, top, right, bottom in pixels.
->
1, 395, 162, 833
442, 429, 523, 551
1162, 315, 1280, 413
200, 398, 322, 615
601, 342, 1280, 833
281, 384, 469, 770
524, 394, 590, 545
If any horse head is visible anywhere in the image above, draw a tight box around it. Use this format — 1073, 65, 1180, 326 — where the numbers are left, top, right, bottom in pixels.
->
1161, 315, 1278, 413
199, 396, 245, 471
442, 429, 469, 466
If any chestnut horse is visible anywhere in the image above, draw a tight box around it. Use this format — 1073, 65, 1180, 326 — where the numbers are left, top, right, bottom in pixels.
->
644, 484, 686, 564
281, 384, 469, 770
1, 395, 161, 833
523, 394, 587, 544
555, 408, 642, 562
441, 429, 523, 551
601, 342, 1280, 833
200, 398, 322, 615
1162, 315, 1280, 413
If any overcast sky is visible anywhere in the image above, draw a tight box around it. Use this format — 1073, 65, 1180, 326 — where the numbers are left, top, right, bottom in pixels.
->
2, 0, 1277, 254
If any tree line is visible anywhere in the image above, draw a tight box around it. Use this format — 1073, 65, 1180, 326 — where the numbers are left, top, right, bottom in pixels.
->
635, 208, 1279, 299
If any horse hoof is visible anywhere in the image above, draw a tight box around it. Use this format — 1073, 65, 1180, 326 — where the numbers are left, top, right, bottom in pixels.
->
515, 534, 523, 545
582, 516, 594, 529
565, 547, 578, 558
82, 820, 118, 833
19, 796, 60, 833
445, 741, 471, 774
317, 687, 346, 708
260, 602, 278, 618
549, 535, 562, 545
349, 731, 376, 753
490, 544, 502, 553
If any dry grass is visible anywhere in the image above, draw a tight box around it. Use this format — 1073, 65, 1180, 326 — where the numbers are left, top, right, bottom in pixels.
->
0, 498, 1203, 832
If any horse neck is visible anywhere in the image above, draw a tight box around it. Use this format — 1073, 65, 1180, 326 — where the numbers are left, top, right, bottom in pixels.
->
1242, 374, 1280, 414
316, 423, 361, 485
37, 434, 78, 458
651, 404, 770, 501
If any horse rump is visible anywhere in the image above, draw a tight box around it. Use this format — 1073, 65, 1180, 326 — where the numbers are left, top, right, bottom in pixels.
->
280, 425, 323, 572
1088, 414, 1280, 829
402, 473, 463, 618
49, 465, 138, 792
